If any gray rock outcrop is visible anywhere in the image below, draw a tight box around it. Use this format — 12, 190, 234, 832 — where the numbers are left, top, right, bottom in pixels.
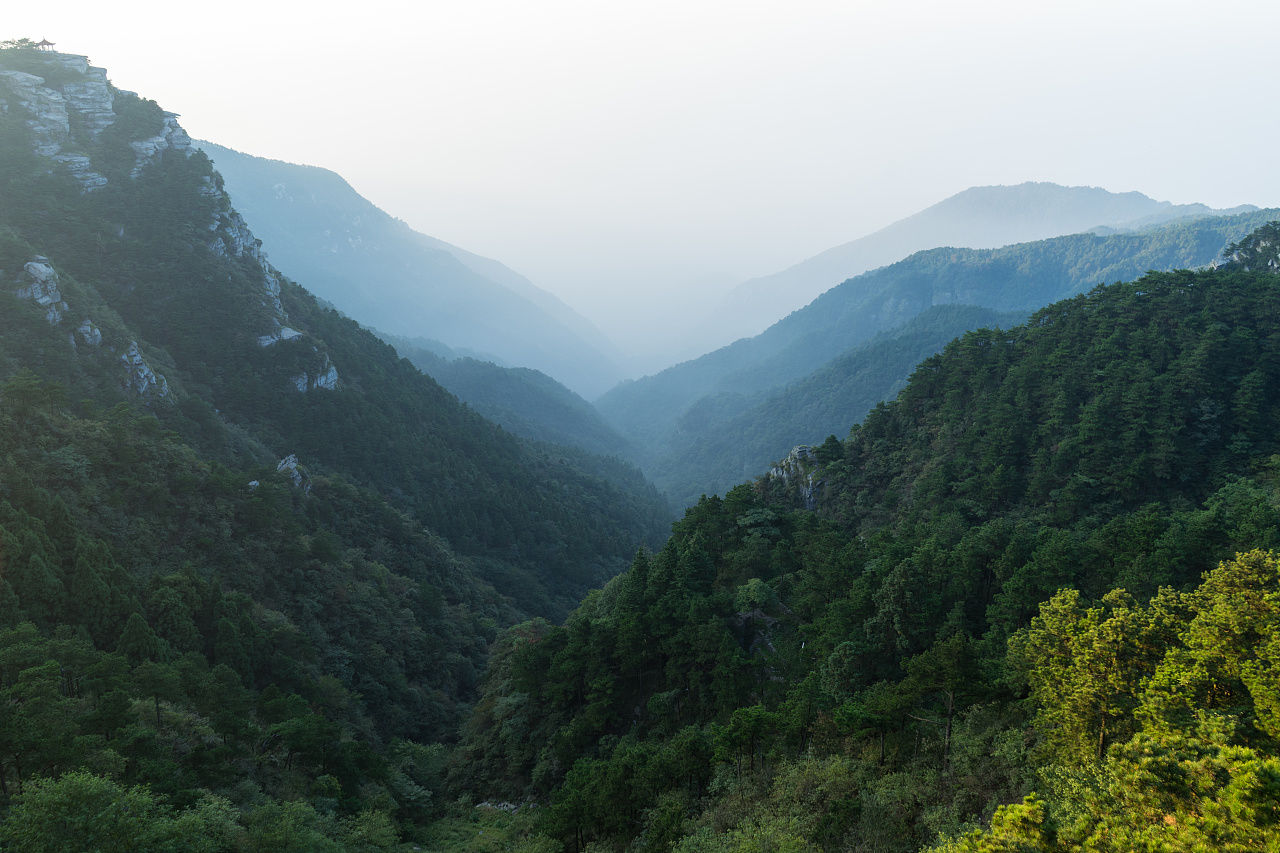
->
290, 353, 339, 392
120, 340, 170, 399
276, 454, 312, 494
0, 56, 113, 190
1, 50, 341, 398
15, 257, 69, 324
766, 445, 824, 511
76, 319, 102, 347
129, 111, 191, 178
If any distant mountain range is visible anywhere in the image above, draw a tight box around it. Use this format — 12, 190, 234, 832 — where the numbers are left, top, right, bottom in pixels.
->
603, 209, 1279, 506
197, 142, 624, 397
705, 182, 1256, 347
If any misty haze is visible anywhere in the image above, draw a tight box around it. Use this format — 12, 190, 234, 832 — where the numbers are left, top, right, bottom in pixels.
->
0, 1, 1278, 849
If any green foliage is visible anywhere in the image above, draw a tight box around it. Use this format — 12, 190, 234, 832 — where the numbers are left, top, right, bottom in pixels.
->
601, 209, 1280, 503
942, 550, 1280, 851
0, 47, 668, 846
0, 770, 240, 852
463, 255, 1280, 851
1012, 587, 1182, 764
652, 305, 1024, 507
12, 48, 1280, 853
1223, 220, 1280, 271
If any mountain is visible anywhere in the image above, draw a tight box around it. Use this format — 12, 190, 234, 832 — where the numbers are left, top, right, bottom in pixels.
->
457, 241, 1280, 850
195, 141, 624, 398
600, 209, 1279, 502
649, 304, 1023, 507
709, 181, 1256, 345
0, 42, 669, 844
384, 333, 640, 462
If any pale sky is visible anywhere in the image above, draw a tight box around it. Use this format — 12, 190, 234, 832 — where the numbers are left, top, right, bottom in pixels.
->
9, 1, 1280, 364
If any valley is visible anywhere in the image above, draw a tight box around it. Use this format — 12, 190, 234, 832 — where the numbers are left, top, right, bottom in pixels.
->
2, 37, 1280, 853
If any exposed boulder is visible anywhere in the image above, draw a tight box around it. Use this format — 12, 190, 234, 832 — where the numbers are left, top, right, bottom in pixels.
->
120, 340, 170, 399
129, 110, 191, 178
15, 256, 69, 324
275, 453, 312, 494
76, 319, 102, 347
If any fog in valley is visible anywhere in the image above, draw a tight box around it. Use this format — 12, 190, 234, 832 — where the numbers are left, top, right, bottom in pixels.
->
13, 0, 1280, 372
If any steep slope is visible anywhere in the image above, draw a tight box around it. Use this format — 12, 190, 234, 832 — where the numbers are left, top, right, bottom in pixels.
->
385, 334, 639, 462
650, 304, 1022, 507
0, 49, 668, 619
0, 44, 670, 840
712, 181, 1255, 344
599, 210, 1279, 496
196, 141, 624, 398
458, 245, 1280, 851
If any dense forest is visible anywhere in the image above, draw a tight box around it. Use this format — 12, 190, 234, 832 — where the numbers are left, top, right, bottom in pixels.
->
649, 305, 1024, 507
602, 209, 1280, 504
453, 256, 1280, 850
0, 42, 665, 849
6, 38, 1280, 853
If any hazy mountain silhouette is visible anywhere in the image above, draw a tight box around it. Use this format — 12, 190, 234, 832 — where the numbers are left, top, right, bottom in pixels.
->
707, 182, 1255, 346
198, 141, 624, 397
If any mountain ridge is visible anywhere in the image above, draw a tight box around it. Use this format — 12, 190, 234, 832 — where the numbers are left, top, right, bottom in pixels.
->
600, 208, 1280, 503
196, 141, 624, 397
383, 332, 641, 463
707, 181, 1257, 347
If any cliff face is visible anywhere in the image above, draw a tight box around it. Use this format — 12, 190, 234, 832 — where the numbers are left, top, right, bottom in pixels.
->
0, 51, 191, 189
0, 49, 337, 396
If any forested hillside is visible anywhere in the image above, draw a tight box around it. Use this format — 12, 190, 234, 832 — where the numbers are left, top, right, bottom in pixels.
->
0, 43, 666, 848
650, 305, 1023, 508
386, 335, 640, 463
456, 254, 1280, 850
602, 210, 1279, 502
9, 36, 1280, 853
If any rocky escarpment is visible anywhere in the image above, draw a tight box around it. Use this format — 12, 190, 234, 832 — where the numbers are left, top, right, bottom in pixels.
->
0, 47, 339, 395
207, 204, 302, 347
127, 109, 190, 178
0, 53, 113, 189
12, 255, 171, 401
0, 50, 196, 190
765, 445, 825, 511
15, 256, 69, 324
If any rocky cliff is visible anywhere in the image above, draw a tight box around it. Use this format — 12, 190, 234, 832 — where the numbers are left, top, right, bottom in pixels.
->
0, 48, 337, 396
